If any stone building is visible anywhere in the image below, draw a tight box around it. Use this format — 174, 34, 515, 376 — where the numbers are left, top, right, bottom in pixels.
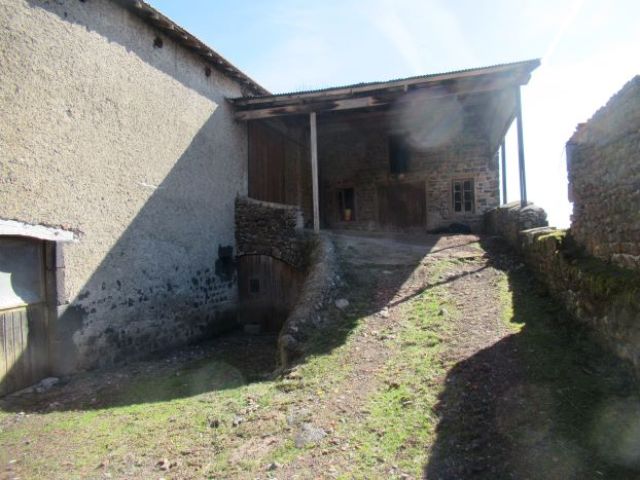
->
233, 60, 540, 232
567, 76, 640, 270
0, 0, 539, 394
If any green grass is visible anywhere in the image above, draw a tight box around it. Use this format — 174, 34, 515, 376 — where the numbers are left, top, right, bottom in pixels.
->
0, 315, 370, 479
4, 241, 638, 479
336, 263, 455, 479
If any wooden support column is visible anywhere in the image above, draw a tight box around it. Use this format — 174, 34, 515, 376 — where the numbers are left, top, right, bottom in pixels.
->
310, 112, 320, 233
515, 86, 528, 207
501, 139, 507, 204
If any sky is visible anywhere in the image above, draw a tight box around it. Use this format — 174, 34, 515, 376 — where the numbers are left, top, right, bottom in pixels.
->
150, 0, 640, 227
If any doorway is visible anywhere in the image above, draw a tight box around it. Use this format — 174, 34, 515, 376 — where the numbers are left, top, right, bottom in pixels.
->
0, 237, 50, 395
378, 182, 426, 229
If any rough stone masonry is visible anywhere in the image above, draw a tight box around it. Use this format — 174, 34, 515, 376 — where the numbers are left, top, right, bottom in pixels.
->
567, 76, 640, 271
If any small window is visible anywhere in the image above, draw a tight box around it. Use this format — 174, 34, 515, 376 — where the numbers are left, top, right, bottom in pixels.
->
249, 278, 260, 294
338, 188, 355, 221
452, 179, 475, 213
389, 135, 410, 174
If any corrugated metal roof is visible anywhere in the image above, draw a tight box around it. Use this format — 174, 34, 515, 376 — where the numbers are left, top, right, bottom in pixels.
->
232, 59, 540, 102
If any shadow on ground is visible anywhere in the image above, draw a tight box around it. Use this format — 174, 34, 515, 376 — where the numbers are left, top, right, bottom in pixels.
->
1, 232, 476, 413
0, 331, 278, 412
425, 237, 640, 480
298, 232, 483, 373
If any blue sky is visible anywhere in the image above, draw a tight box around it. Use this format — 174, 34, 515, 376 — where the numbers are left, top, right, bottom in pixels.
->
150, 0, 640, 227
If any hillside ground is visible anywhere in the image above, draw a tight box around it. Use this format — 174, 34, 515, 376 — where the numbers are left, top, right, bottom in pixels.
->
1, 232, 638, 479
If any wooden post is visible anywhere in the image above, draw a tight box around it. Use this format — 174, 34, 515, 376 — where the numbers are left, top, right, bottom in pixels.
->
501, 139, 507, 204
515, 86, 527, 207
310, 112, 320, 233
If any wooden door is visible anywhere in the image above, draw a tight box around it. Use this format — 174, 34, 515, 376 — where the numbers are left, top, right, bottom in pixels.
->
0, 237, 49, 396
378, 182, 426, 229
248, 122, 286, 204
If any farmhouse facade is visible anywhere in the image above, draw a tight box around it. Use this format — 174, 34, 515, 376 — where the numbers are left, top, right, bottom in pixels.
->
0, 0, 538, 394
234, 61, 539, 232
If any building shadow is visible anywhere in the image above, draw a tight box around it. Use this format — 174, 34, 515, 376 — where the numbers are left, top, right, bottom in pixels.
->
0, 330, 279, 412
424, 237, 640, 479
1, 231, 449, 412
297, 232, 479, 373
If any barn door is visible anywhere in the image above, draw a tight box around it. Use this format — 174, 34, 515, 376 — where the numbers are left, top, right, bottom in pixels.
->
378, 182, 426, 229
0, 237, 49, 396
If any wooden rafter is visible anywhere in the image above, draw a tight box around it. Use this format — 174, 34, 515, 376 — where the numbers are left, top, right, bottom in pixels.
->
232, 67, 537, 121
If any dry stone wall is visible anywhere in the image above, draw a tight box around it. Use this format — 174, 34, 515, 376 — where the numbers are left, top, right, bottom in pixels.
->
521, 229, 640, 374
483, 202, 548, 245
485, 205, 640, 375
567, 76, 640, 271
235, 197, 307, 268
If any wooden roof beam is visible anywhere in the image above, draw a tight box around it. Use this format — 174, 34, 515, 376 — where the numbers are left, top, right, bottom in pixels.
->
234, 75, 528, 121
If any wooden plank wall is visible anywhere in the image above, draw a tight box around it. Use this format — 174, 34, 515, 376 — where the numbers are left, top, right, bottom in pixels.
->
0, 305, 48, 396
248, 120, 311, 223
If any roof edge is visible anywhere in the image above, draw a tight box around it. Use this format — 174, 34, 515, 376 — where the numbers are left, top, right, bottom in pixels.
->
113, 0, 269, 96
231, 58, 540, 105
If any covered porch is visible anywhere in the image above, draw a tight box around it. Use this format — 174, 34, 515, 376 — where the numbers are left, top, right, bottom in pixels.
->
231, 59, 539, 233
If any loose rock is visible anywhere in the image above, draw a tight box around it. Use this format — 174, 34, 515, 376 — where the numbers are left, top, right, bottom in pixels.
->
335, 298, 349, 310
295, 423, 326, 448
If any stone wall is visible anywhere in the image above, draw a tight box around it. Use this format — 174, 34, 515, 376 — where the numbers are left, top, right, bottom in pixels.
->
235, 197, 307, 268
485, 205, 640, 374
235, 197, 311, 335
483, 202, 548, 245
520, 229, 640, 373
319, 96, 501, 232
0, 0, 249, 373
278, 234, 340, 368
567, 76, 640, 271
234, 197, 341, 367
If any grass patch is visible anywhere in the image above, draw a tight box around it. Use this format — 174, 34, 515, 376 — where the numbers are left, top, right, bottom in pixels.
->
338, 263, 455, 478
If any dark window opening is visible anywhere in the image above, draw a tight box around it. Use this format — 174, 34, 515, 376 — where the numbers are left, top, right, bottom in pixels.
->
453, 179, 475, 213
338, 188, 355, 222
389, 135, 410, 174
249, 277, 260, 294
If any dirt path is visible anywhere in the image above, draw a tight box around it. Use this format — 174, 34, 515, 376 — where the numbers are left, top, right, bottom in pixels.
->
274, 232, 494, 478
1, 232, 638, 480
276, 232, 639, 479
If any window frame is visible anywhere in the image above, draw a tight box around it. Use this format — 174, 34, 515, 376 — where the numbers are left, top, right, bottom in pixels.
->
451, 178, 476, 214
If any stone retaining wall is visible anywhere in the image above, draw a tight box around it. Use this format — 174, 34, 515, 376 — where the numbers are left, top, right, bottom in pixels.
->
483, 202, 548, 244
236, 198, 339, 368
485, 204, 640, 374
235, 196, 307, 268
278, 234, 341, 368
519, 228, 640, 373
235, 197, 341, 366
